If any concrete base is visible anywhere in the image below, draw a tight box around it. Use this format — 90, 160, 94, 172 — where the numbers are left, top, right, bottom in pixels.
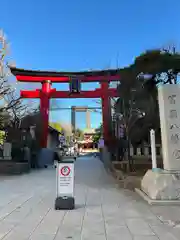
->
3, 157, 12, 160
135, 188, 180, 205
102, 146, 112, 171
37, 148, 54, 168
55, 196, 75, 210
136, 169, 180, 205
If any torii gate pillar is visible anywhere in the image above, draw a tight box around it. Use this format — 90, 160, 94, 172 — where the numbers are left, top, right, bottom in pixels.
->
101, 82, 112, 143
40, 80, 51, 148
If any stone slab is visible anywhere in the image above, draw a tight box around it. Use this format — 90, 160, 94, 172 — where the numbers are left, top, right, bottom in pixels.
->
3, 143, 12, 160
158, 84, 180, 171
0, 155, 180, 239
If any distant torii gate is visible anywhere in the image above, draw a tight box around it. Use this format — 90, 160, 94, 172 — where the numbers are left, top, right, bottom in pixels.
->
71, 106, 91, 132
10, 67, 120, 148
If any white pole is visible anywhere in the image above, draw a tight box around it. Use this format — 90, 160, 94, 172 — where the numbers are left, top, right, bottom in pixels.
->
150, 129, 157, 170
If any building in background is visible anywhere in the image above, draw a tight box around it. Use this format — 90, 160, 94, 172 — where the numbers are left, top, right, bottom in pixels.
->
77, 128, 96, 149
18, 112, 61, 150
47, 126, 60, 149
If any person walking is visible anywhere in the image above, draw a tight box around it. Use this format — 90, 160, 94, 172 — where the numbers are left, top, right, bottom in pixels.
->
98, 136, 104, 161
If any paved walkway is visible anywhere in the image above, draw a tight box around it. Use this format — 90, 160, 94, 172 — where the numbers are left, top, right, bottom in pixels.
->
0, 156, 180, 239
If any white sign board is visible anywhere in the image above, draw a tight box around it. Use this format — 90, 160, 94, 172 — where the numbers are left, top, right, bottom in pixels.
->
158, 85, 180, 171
57, 162, 74, 197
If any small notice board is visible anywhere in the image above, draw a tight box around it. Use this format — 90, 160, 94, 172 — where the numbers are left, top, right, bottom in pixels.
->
57, 160, 74, 198
59, 136, 66, 144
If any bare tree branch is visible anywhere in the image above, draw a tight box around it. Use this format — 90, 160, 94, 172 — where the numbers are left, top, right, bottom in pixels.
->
0, 29, 37, 130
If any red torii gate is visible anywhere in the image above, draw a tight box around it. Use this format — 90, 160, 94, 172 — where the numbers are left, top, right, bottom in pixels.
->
10, 67, 120, 148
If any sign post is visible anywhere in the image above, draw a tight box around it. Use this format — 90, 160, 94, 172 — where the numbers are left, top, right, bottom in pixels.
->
55, 159, 75, 210
150, 129, 157, 170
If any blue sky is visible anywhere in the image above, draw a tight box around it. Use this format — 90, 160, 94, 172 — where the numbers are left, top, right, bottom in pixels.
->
1, 0, 179, 129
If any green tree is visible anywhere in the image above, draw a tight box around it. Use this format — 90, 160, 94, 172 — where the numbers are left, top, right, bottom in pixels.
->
0, 130, 5, 144
92, 124, 102, 144
133, 46, 180, 85
116, 46, 180, 145
114, 46, 180, 168
116, 69, 158, 146
74, 128, 84, 141
49, 122, 62, 132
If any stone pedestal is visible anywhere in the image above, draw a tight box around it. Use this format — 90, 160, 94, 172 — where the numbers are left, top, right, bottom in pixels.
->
136, 169, 180, 205
141, 169, 180, 201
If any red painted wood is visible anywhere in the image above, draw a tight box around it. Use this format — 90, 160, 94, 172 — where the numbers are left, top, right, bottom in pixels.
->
50, 89, 117, 98
21, 90, 41, 98
40, 81, 51, 148
101, 82, 113, 143
16, 74, 120, 83
20, 88, 118, 99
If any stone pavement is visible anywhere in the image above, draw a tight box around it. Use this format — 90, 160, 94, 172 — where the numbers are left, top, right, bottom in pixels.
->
0, 156, 180, 239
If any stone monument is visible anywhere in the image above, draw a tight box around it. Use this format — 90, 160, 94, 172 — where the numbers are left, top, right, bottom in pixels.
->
158, 84, 180, 171
136, 84, 180, 204
3, 142, 12, 160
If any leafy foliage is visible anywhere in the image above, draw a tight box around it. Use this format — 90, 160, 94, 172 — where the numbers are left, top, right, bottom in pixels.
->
92, 124, 102, 143
115, 46, 180, 146
74, 128, 84, 141
49, 122, 62, 132
0, 130, 5, 144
